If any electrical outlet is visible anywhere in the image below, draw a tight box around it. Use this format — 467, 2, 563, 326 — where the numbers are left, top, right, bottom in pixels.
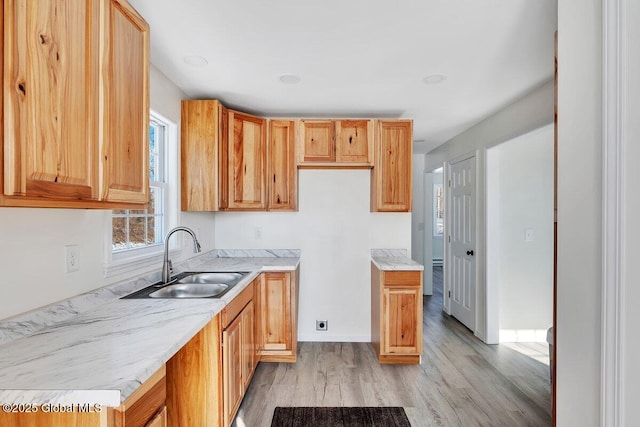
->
254, 227, 263, 240
525, 228, 534, 242
316, 320, 328, 331
65, 245, 80, 273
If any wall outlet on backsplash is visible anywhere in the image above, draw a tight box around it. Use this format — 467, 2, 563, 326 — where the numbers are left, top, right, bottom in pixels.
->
65, 245, 80, 273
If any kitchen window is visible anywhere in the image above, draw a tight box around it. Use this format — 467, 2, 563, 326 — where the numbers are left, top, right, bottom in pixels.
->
105, 111, 177, 277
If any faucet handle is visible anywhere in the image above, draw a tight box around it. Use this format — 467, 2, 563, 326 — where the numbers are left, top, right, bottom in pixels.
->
167, 260, 173, 274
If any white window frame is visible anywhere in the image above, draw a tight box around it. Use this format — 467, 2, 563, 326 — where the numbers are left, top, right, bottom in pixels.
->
103, 110, 179, 278
433, 182, 444, 236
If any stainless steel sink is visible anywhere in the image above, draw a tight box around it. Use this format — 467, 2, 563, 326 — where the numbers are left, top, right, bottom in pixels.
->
121, 271, 250, 299
175, 272, 245, 285
149, 283, 229, 298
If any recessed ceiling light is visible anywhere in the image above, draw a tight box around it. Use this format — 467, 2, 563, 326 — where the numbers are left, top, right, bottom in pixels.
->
279, 74, 301, 84
422, 74, 447, 85
183, 55, 208, 67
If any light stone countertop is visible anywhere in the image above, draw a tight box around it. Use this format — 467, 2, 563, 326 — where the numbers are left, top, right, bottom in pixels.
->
0, 250, 299, 407
371, 249, 424, 271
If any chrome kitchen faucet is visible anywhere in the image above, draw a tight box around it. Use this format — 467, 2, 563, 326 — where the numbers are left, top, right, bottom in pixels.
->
161, 226, 201, 284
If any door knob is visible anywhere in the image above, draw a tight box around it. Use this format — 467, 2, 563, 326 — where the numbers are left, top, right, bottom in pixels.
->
466, 250, 474, 256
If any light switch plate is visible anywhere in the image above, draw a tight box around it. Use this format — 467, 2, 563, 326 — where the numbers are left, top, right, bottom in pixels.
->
525, 228, 534, 242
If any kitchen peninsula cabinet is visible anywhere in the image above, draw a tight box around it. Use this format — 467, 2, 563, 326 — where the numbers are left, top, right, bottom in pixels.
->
166, 275, 262, 427
1, 0, 149, 208
371, 120, 413, 212
0, 365, 167, 427
297, 119, 373, 167
371, 263, 423, 364
221, 110, 267, 210
256, 270, 299, 362
268, 120, 297, 210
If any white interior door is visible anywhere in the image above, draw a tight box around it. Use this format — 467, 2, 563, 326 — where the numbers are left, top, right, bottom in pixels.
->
449, 156, 476, 331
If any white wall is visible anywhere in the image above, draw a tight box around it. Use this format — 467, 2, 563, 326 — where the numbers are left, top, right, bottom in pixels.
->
493, 125, 554, 342
148, 66, 217, 252
214, 169, 411, 342
557, 0, 602, 424
624, 1, 640, 422
425, 80, 555, 171
411, 154, 425, 266
0, 65, 214, 321
425, 80, 554, 341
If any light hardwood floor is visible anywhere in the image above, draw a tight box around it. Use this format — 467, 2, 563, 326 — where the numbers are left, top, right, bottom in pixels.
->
234, 267, 551, 426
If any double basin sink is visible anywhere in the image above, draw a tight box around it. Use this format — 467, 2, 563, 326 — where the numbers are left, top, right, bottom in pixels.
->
123, 271, 250, 299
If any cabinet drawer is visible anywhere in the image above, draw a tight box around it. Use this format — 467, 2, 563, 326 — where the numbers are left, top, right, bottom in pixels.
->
222, 279, 255, 329
383, 271, 422, 287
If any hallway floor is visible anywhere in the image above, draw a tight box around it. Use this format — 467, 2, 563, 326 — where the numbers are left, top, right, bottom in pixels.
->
233, 267, 552, 426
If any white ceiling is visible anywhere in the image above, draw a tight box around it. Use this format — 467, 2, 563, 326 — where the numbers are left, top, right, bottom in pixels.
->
129, 0, 557, 153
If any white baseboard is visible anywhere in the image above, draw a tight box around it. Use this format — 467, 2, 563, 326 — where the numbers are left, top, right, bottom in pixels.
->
499, 329, 549, 343
297, 334, 371, 343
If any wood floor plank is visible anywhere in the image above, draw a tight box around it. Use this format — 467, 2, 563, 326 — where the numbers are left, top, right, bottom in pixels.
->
234, 267, 551, 427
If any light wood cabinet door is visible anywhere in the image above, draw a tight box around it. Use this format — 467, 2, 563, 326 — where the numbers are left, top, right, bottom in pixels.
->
371, 120, 413, 212
181, 100, 224, 211
110, 365, 167, 427
335, 120, 373, 164
101, 0, 149, 204
268, 120, 297, 211
382, 286, 422, 355
145, 406, 167, 427
298, 120, 335, 163
371, 265, 422, 364
224, 110, 266, 210
3, 0, 100, 201
258, 272, 292, 351
223, 313, 243, 427
241, 300, 257, 390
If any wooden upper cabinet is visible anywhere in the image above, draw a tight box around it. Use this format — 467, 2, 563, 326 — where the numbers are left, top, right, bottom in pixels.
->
268, 120, 297, 211
181, 100, 224, 211
297, 119, 373, 167
335, 120, 373, 164
222, 110, 266, 210
297, 120, 334, 163
101, 0, 149, 204
1, 0, 149, 208
3, 0, 100, 202
371, 120, 413, 212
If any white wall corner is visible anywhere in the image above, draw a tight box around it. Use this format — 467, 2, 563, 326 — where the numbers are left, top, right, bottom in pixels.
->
602, 0, 625, 425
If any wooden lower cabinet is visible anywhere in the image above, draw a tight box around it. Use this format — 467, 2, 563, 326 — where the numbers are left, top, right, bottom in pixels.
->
166, 314, 223, 427
0, 366, 167, 427
223, 300, 256, 427
145, 407, 166, 427
371, 264, 423, 364
256, 269, 299, 362
0, 270, 298, 427
166, 276, 263, 427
